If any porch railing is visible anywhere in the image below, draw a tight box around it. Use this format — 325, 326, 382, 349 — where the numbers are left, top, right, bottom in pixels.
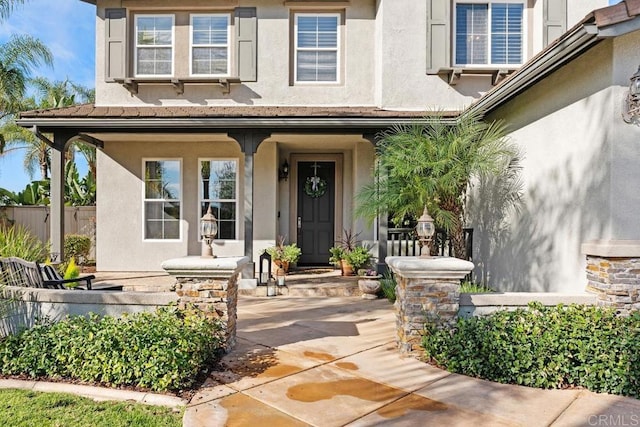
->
388, 227, 473, 261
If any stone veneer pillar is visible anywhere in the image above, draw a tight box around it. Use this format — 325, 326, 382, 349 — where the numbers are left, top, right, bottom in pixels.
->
161, 256, 249, 351
386, 256, 474, 356
582, 240, 640, 316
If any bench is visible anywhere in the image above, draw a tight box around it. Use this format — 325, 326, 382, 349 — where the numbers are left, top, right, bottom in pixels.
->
0, 257, 122, 291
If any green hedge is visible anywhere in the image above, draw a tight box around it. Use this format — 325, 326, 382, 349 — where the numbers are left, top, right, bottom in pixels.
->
422, 302, 640, 398
0, 307, 224, 392
63, 234, 92, 264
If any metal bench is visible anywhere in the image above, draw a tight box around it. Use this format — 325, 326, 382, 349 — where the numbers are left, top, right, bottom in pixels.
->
0, 257, 122, 291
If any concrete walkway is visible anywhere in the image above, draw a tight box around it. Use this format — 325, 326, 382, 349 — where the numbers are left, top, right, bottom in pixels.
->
183, 297, 640, 427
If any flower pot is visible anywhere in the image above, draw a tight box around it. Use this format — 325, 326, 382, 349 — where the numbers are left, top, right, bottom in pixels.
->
340, 260, 354, 276
273, 260, 289, 274
358, 278, 381, 300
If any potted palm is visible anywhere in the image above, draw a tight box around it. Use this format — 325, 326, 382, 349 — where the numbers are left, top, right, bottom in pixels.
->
266, 236, 301, 274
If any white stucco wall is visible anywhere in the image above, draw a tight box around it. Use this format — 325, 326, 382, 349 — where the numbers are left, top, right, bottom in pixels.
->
96, 136, 263, 271
475, 39, 616, 293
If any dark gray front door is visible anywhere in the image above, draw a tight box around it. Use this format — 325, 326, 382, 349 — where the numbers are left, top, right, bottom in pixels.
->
297, 161, 335, 265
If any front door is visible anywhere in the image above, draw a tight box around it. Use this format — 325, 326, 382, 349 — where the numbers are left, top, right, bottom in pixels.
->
297, 161, 335, 265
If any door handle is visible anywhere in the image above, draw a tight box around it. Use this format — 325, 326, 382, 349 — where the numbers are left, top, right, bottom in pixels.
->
297, 217, 302, 229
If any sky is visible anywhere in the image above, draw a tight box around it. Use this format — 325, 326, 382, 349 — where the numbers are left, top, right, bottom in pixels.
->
0, 0, 95, 193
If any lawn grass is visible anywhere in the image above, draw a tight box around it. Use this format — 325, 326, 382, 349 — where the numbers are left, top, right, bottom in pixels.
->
0, 389, 183, 427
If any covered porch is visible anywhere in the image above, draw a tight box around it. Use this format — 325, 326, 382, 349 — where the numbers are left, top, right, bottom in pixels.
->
17, 106, 444, 277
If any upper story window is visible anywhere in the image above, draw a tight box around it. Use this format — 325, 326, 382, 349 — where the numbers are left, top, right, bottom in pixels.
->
454, 1, 524, 67
143, 159, 181, 240
200, 159, 238, 240
135, 15, 174, 76
294, 13, 339, 83
191, 14, 231, 76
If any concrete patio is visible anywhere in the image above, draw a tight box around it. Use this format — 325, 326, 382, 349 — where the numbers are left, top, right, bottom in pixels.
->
183, 296, 640, 426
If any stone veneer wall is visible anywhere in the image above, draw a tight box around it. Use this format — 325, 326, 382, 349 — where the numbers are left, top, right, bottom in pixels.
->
386, 256, 474, 357
162, 256, 249, 353
394, 275, 461, 354
173, 273, 239, 350
585, 256, 640, 315
582, 241, 640, 316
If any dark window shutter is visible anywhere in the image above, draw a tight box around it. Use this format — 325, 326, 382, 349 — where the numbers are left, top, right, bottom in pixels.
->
426, 0, 451, 74
543, 0, 566, 46
235, 7, 257, 81
105, 8, 126, 81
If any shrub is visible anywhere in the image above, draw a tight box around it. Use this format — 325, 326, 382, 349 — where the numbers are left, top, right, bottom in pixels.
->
63, 234, 91, 265
63, 257, 80, 282
379, 270, 396, 303
422, 303, 640, 398
0, 306, 224, 392
459, 281, 494, 293
0, 225, 48, 262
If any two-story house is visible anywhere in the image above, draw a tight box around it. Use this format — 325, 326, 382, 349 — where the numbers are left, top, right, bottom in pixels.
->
19, 0, 621, 292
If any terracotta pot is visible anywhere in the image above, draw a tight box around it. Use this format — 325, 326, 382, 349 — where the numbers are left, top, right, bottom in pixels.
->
273, 260, 289, 274
340, 260, 354, 276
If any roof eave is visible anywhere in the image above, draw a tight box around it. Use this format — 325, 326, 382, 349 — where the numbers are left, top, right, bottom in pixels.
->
15, 115, 458, 133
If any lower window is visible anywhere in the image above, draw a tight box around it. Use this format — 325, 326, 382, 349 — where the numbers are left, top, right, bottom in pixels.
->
144, 159, 181, 240
200, 159, 237, 240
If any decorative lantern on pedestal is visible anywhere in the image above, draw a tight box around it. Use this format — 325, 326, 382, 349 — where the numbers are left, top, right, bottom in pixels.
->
415, 205, 435, 257
200, 205, 218, 258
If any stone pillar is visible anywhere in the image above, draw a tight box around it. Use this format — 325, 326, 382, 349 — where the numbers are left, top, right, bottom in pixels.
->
582, 240, 640, 316
161, 256, 249, 351
386, 256, 474, 356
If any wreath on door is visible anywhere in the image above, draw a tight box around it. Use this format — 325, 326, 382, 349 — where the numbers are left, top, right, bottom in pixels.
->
304, 176, 327, 198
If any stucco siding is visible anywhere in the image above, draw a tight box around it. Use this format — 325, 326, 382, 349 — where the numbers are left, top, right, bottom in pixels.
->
473, 40, 615, 293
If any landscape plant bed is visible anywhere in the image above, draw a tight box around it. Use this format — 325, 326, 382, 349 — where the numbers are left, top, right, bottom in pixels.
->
0, 306, 225, 394
422, 302, 640, 398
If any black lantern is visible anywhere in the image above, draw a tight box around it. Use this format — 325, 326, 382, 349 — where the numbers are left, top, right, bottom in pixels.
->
415, 205, 435, 257
278, 159, 289, 181
259, 250, 272, 285
200, 205, 218, 258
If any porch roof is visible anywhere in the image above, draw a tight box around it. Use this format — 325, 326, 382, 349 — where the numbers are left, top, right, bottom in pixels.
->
17, 105, 458, 133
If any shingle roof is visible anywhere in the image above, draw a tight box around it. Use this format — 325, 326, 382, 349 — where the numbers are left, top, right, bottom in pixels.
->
19, 105, 452, 120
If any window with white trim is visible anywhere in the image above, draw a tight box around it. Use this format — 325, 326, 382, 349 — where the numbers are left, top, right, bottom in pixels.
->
454, 1, 524, 67
200, 160, 238, 240
294, 13, 339, 83
191, 14, 231, 76
135, 15, 174, 76
143, 160, 181, 240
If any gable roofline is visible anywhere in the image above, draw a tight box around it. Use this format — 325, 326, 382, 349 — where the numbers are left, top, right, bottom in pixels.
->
466, 0, 640, 118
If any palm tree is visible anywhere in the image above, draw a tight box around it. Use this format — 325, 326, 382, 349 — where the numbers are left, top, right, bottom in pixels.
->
0, 0, 27, 20
1, 78, 94, 181
355, 111, 521, 260
0, 35, 52, 118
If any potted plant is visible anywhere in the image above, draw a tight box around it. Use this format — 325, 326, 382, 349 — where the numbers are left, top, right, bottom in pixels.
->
328, 229, 372, 276
266, 236, 301, 274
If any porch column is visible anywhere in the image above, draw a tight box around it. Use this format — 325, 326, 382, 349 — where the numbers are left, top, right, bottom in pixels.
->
364, 133, 387, 274
228, 131, 271, 261
50, 132, 73, 261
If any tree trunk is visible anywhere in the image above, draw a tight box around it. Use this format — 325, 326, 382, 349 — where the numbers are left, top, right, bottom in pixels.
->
441, 196, 467, 260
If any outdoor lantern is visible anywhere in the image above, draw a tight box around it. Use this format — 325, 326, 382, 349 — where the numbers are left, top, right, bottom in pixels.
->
259, 251, 272, 285
415, 205, 435, 257
278, 159, 289, 181
276, 268, 286, 286
200, 205, 218, 258
623, 66, 640, 123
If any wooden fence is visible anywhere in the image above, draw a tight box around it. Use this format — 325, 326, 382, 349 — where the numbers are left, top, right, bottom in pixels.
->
0, 206, 96, 259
